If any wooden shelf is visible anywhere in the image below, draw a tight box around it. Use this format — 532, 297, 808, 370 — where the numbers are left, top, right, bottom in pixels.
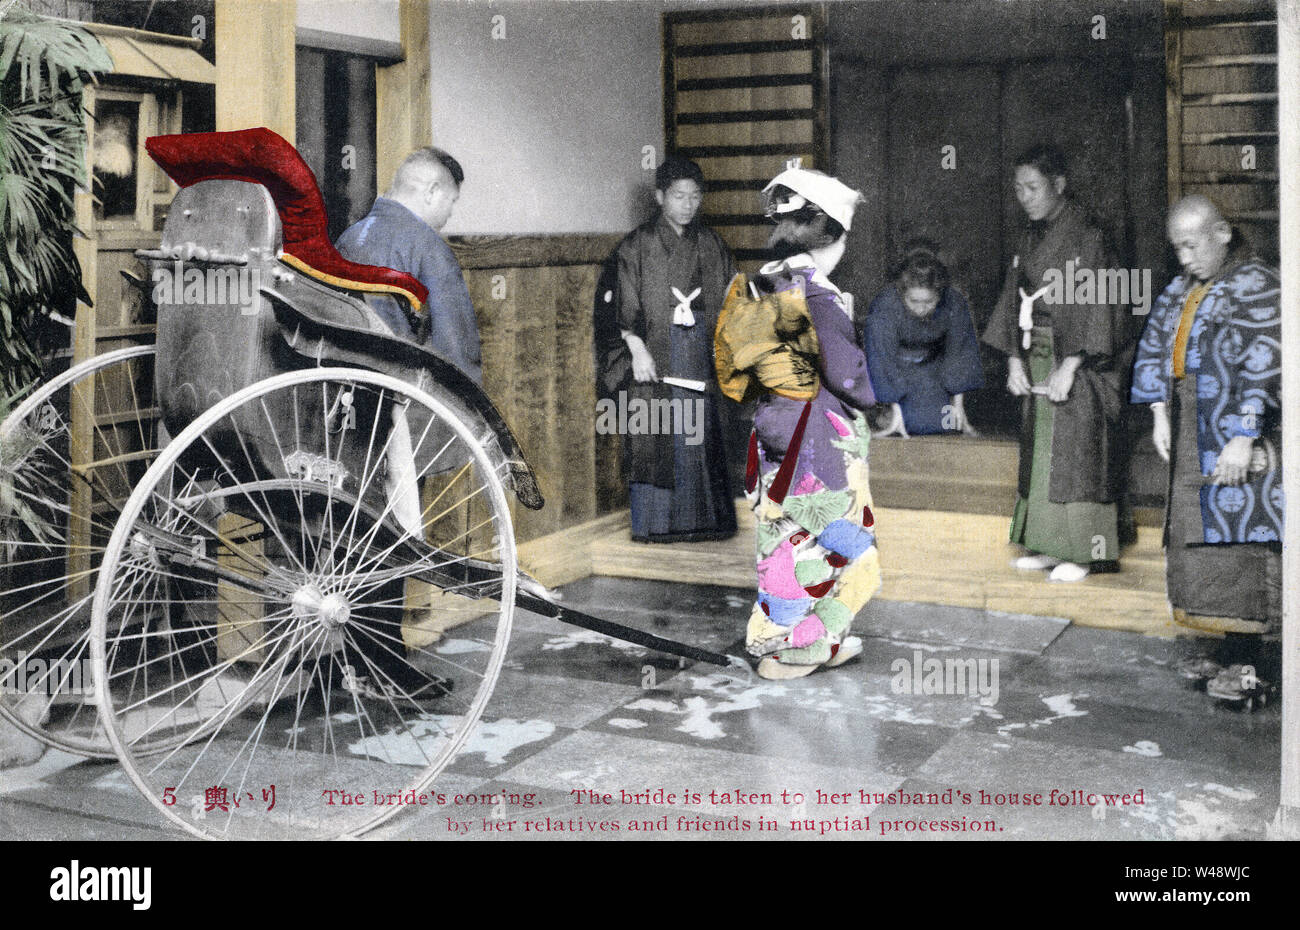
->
94, 407, 160, 428
1182, 130, 1278, 144
1182, 171, 1279, 184
1182, 92, 1278, 106
93, 325, 156, 340
1182, 53, 1278, 68
1225, 210, 1281, 223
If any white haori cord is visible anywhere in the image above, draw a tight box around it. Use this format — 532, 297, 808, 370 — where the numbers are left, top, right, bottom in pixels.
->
671, 286, 701, 326
1018, 283, 1053, 350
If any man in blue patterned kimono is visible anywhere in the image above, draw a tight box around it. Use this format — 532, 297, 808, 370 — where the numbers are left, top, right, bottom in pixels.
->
1131, 195, 1282, 637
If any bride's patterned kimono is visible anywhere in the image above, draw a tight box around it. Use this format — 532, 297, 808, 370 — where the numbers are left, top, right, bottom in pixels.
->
715, 257, 881, 667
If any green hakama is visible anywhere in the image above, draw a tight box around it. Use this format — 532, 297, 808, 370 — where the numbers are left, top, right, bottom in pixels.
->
1010, 326, 1118, 564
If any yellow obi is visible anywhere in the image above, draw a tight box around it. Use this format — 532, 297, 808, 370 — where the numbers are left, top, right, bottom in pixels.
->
713, 272, 821, 403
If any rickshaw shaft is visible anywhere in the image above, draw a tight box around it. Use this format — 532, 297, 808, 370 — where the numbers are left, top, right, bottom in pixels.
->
133, 526, 737, 669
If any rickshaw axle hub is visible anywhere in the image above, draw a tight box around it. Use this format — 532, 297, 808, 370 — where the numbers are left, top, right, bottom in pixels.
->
290, 585, 351, 629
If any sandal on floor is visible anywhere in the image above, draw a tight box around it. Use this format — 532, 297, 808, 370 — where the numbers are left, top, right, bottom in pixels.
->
757, 656, 819, 680
1012, 554, 1062, 571
824, 635, 863, 668
1206, 664, 1276, 711
1174, 656, 1222, 680
1047, 561, 1089, 583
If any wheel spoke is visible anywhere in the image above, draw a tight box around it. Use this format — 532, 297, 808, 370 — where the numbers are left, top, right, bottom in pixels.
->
90, 370, 516, 838
1, 346, 159, 755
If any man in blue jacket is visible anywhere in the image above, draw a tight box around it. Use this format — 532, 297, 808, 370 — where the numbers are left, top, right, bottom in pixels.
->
1132, 194, 1282, 705
334, 147, 485, 695
336, 146, 482, 384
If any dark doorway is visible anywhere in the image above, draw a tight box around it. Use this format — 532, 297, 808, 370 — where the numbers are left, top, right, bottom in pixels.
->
295, 47, 377, 242
827, 0, 1166, 440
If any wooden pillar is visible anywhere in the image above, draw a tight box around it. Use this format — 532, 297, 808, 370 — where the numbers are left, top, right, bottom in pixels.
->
1275, 0, 1299, 838
215, 0, 296, 140
376, 0, 431, 190
374, 0, 441, 641
67, 85, 99, 601
211, 0, 295, 657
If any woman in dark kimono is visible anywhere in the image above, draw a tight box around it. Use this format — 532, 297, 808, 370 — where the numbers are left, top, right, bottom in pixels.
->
715, 168, 880, 680
982, 144, 1126, 583
864, 241, 984, 435
608, 155, 737, 543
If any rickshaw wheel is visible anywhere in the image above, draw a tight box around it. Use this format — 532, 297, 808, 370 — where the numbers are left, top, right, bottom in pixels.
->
90, 368, 517, 840
0, 345, 163, 757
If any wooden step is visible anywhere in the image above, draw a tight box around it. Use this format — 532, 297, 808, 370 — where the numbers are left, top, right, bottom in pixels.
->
581, 504, 1189, 638
869, 434, 1019, 482
864, 435, 1018, 514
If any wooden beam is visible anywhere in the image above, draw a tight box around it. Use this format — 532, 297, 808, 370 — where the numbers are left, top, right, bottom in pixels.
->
677, 73, 812, 91
676, 107, 818, 124
214, 0, 296, 141
376, 0, 431, 193
678, 143, 815, 157
1182, 91, 1279, 106
1181, 170, 1280, 184
1181, 130, 1279, 144
673, 38, 814, 57
448, 234, 624, 270
1182, 53, 1279, 67
295, 26, 403, 62
1165, 0, 1183, 205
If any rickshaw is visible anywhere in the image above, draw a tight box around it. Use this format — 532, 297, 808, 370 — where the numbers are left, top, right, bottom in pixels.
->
0, 128, 736, 840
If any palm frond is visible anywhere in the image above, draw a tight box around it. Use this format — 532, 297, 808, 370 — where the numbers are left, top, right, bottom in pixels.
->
0, 11, 113, 105
0, 11, 108, 396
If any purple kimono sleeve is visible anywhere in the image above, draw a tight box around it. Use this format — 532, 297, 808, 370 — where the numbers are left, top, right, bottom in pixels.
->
810, 292, 876, 409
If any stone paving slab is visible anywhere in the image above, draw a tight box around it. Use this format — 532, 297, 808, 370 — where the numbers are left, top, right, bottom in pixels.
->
584, 689, 952, 777
498, 728, 904, 827
1012, 651, 1281, 718
0, 798, 180, 841
915, 730, 1277, 840
1042, 623, 1198, 665
503, 626, 698, 687
0, 578, 1282, 841
963, 683, 1280, 775
484, 669, 645, 729
648, 664, 1006, 733
858, 600, 1070, 656
556, 576, 753, 623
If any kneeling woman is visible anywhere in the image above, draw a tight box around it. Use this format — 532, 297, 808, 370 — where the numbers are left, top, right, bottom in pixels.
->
863, 240, 984, 435
715, 168, 881, 680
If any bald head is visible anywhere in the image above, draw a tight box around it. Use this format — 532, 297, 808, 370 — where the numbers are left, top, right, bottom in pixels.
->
1167, 194, 1232, 281
386, 147, 464, 231
1168, 194, 1227, 231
